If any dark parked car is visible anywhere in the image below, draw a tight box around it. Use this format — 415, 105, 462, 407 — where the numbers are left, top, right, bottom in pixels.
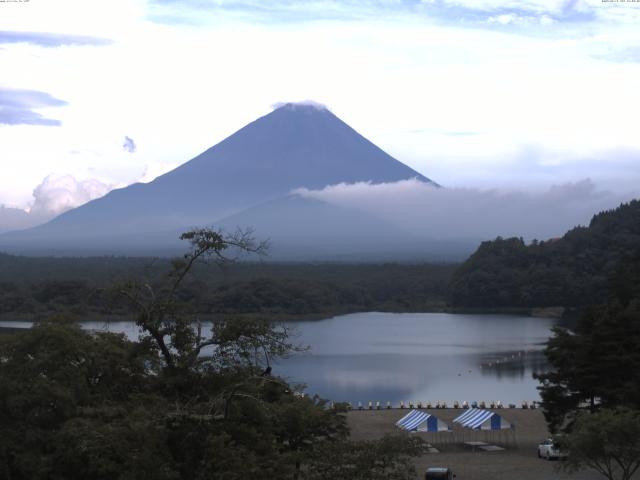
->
425, 467, 456, 480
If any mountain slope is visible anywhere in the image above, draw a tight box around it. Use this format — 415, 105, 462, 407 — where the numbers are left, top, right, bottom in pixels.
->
0, 206, 50, 234
218, 194, 415, 260
0, 103, 436, 255
217, 194, 476, 261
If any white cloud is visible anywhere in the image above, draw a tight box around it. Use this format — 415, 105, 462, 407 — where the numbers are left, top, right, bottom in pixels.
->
441, 0, 565, 11
488, 14, 519, 25
539, 14, 555, 25
271, 100, 329, 111
439, 0, 592, 17
487, 13, 556, 25
29, 174, 112, 216
295, 178, 637, 241
1, 169, 163, 234
0, 0, 146, 39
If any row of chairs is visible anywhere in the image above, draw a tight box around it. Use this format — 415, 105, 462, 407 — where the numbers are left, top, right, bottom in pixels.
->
337, 400, 538, 410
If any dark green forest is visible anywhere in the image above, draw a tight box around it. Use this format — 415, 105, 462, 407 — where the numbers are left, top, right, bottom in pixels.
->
536, 251, 640, 430
450, 199, 640, 310
0, 256, 455, 321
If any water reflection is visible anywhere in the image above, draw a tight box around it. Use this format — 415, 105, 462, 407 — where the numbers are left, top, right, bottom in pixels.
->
0, 312, 556, 404
477, 349, 549, 380
274, 312, 556, 404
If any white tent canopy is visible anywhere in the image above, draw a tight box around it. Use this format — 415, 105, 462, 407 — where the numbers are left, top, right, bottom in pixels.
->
396, 410, 450, 432
453, 408, 513, 430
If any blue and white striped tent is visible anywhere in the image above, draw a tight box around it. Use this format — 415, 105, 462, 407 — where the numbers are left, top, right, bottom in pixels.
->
452, 408, 512, 430
396, 410, 449, 432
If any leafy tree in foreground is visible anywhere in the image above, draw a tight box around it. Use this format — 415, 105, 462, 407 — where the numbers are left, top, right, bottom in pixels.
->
558, 408, 640, 480
0, 228, 424, 479
536, 254, 640, 432
116, 228, 271, 371
0, 322, 162, 480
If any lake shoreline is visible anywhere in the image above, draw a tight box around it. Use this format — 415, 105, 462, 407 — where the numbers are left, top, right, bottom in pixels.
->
0, 306, 565, 325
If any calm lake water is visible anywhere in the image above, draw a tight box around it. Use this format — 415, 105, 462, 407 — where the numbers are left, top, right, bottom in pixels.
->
0, 312, 556, 404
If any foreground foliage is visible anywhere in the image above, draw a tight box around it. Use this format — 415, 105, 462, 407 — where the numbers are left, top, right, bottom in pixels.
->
0, 229, 423, 479
536, 299, 640, 432
536, 253, 640, 432
558, 408, 640, 480
537, 246, 640, 480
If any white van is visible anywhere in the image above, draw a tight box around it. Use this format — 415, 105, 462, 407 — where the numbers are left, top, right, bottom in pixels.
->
537, 438, 568, 460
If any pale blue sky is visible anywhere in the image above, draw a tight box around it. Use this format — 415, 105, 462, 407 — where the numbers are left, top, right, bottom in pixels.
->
1, 0, 639, 216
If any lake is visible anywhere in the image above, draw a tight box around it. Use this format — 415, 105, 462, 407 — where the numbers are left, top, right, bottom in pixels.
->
276, 312, 555, 406
0, 312, 556, 405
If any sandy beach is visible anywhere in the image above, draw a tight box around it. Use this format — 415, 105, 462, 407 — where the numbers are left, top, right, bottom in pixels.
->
347, 408, 630, 480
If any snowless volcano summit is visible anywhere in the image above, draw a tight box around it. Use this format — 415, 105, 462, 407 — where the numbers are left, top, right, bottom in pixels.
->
0, 103, 439, 256
161, 102, 436, 206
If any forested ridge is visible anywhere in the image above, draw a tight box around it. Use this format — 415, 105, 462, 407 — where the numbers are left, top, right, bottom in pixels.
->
450, 199, 640, 309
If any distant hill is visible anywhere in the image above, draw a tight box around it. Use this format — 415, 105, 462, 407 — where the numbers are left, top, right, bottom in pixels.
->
449, 199, 640, 309
0, 103, 439, 257
0, 206, 51, 234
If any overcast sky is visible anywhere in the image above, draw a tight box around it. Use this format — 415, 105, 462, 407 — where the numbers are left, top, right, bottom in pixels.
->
1, 0, 639, 215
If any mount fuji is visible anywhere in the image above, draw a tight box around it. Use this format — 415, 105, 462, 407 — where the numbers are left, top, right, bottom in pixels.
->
0, 103, 472, 259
